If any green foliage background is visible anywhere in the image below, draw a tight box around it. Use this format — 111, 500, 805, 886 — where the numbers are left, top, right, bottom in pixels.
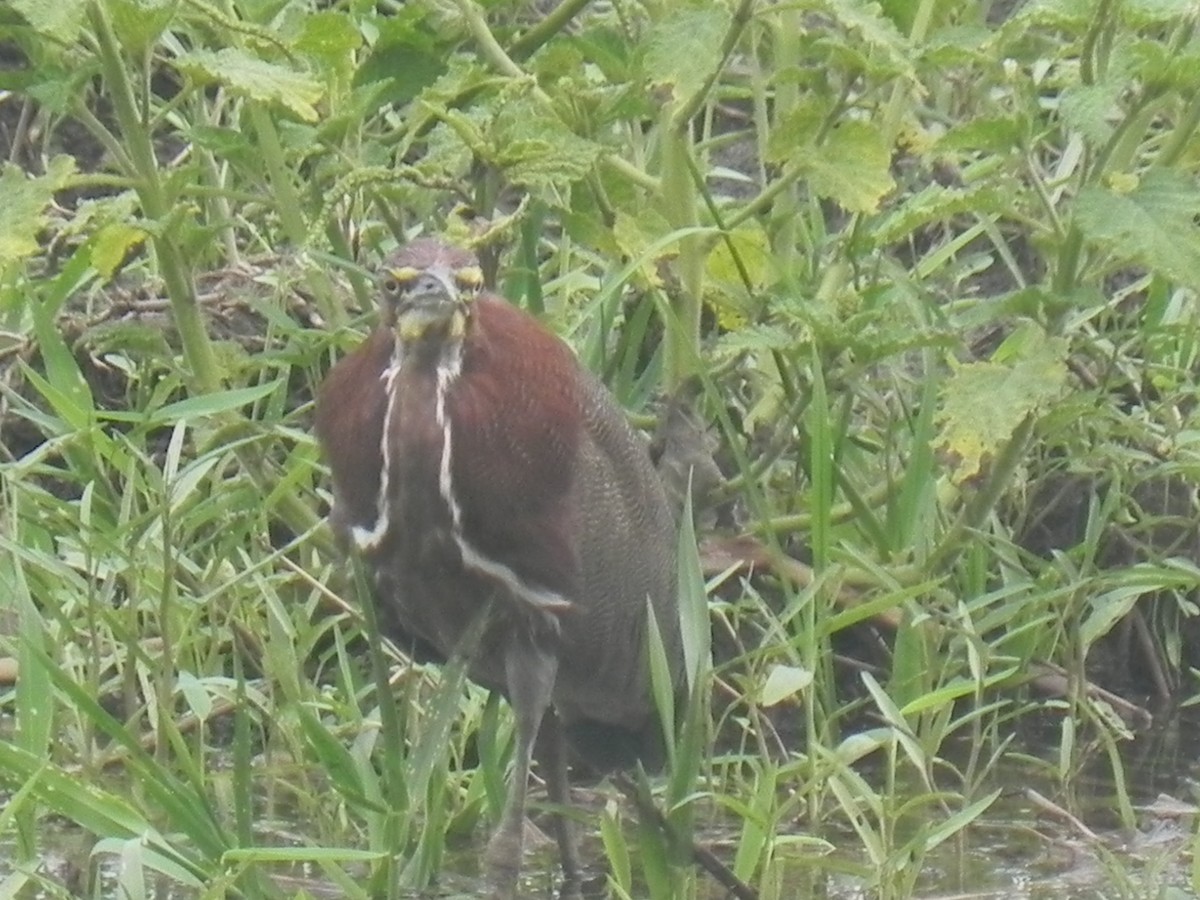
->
2, 0, 1200, 896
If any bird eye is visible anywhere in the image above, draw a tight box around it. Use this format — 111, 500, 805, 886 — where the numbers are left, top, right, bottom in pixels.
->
455, 266, 483, 292
381, 266, 419, 296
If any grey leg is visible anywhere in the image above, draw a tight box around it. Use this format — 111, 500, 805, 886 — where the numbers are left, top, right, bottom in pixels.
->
540, 709, 583, 900
486, 633, 556, 899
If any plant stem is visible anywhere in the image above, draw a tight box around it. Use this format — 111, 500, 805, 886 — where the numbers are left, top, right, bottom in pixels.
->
88, 1, 223, 397
509, 0, 595, 60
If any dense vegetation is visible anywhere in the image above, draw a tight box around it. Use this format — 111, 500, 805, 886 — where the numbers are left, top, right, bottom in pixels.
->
2, 0, 1200, 896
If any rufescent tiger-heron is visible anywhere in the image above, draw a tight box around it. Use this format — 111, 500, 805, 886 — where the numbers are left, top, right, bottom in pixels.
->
314, 238, 684, 897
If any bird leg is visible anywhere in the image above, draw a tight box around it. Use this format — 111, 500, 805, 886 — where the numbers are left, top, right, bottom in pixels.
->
486, 631, 556, 899
539, 709, 583, 900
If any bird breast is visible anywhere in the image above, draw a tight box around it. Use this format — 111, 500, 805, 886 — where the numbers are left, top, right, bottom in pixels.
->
366, 302, 588, 656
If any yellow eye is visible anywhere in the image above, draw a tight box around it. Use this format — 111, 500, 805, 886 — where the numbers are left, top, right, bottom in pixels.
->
454, 266, 483, 291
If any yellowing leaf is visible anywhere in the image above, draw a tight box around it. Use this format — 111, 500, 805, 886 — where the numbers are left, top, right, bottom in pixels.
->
612, 210, 674, 289
705, 225, 773, 329
92, 223, 147, 279
0, 157, 76, 267
643, 7, 730, 105
706, 225, 773, 290
936, 325, 1068, 484
795, 121, 895, 214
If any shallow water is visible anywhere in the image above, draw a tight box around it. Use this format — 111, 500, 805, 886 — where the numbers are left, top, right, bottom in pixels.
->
3, 710, 1197, 898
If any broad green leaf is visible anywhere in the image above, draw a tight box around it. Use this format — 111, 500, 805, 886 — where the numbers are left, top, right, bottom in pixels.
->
174, 48, 323, 121
795, 121, 895, 214
296, 704, 373, 807
1009, 0, 1094, 29
15, 566, 52, 760
1124, 0, 1198, 23
924, 790, 1001, 851
611, 208, 676, 288
646, 595, 676, 763
642, 6, 730, 105
938, 113, 1028, 154
0, 744, 154, 844
146, 381, 282, 424
936, 324, 1069, 484
1075, 170, 1200, 291
760, 664, 813, 707
765, 96, 832, 165
93, 836, 204, 890
10, 0, 86, 42
834, 727, 890, 766
676, 491, 711, 695
295, 10, 362, 75
356, 30, 446, 103
108, 0, 177, 55
1059, 80, 1123, 145
1081, 580, 1159, 649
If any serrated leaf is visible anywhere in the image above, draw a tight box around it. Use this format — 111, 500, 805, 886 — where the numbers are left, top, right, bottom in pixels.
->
1009, 0, 1093, 29
872, 183, 1007, 246
642, 6, 730, 104
1075, 170, 1200, 291
795, 121, 895, 214
174, 48, 323, 121
108, 0, 176, 55
936, 325, 1068, 484
1124, 0, 1198, 24
1059, 80, 1123, 145
761, 664, 813, 707
824, 0, 916, 80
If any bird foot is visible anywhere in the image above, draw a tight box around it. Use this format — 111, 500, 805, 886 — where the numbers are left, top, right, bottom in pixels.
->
485, 823, 523, 899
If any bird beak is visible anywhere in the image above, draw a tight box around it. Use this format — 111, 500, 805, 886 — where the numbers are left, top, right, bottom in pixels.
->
389, 265, 468, 339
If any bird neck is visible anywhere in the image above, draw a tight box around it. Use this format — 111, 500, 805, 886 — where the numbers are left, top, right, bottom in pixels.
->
391, 319, 467, 381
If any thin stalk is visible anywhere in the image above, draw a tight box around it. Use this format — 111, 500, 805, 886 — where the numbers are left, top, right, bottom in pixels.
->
667, 0, 757, 135
354, 559, 405, 898
923, 414, 1037, 575
88, 2, 223, 396
659, 121, 703, 389
455, 0, 528, 79
248, 105, 343, 326
509, 0, 595, 60
1156, 89, 1200, 168
879, 0, 938, 145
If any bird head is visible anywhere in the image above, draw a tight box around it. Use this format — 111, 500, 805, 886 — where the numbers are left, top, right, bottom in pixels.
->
379, 238, 484, 342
